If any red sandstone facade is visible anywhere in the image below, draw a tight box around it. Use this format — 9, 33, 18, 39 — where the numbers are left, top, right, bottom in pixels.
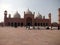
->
0, 8, 59, 27
4, 9, 51, 27
58, 8, 60, 24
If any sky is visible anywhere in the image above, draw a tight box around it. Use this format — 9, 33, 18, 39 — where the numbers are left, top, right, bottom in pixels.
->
0, 0, 60, 23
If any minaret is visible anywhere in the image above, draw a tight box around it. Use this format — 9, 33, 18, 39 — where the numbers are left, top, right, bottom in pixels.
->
4, 10, 7, 18
58, 8, 60, 24
49, 13, 51, 23
4, 10, 7, 26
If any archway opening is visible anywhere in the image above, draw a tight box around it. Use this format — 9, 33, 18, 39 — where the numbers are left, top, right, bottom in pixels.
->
26, 17, 32, 26
11, 22, 13, 27
14, 22, 17, 27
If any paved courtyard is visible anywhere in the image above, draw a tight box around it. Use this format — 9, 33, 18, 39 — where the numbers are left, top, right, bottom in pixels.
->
0, 27, 60, 45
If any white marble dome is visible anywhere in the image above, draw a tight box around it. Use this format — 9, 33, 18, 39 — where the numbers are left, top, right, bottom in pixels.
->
14, 11, 20, 18
25, 9, 32, 14
36, 13, 42, 19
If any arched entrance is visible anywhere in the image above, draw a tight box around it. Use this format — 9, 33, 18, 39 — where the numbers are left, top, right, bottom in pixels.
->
14, 22, 17, 27
11, 23, 14, 26
26, 17, 32, 26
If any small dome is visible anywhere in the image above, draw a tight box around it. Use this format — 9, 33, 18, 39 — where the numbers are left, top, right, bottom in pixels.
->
36, 13, 42, 19
14, 11, 20, 18
25, 9, 32, 14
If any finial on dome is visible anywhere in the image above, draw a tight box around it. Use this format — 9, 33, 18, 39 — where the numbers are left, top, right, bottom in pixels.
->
28, 8, 29, 11
16, 11, 18, 13
25, 8, 32, 14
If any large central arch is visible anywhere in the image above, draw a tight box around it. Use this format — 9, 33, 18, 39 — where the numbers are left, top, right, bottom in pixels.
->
26, 17, 32, 26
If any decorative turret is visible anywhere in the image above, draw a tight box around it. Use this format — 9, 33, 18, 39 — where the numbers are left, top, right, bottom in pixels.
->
48, 13, 51, 23
4, 10, 8, 26
43, 16, 45, 19
4, 10, 7, 18
58, 8, 60, 24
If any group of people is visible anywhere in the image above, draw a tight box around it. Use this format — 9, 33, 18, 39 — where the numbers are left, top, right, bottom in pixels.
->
26, 25, 60, 30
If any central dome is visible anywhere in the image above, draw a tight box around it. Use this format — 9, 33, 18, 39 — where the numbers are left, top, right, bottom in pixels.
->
25, 9, 32, 14
14, 11, 20, 18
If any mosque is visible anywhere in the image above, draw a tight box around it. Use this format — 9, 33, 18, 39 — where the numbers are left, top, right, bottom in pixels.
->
0, 8, 60, 27
3, 9, 51, 27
